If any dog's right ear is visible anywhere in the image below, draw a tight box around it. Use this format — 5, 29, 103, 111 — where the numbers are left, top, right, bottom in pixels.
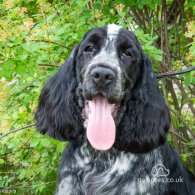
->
35, 45, 84, 141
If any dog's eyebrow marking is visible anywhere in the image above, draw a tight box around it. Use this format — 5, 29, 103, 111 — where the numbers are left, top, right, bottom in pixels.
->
107, 24, 121, 40
105, 24, 121, 52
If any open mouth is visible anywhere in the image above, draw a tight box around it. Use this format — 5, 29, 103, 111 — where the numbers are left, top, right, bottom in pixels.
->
84, 94, 118, 151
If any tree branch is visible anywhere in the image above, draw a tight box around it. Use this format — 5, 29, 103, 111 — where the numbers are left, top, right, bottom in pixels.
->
0, 132, 36, 157
0, 123, 35, 139
167, 0, 186, 24
174, 79, 195, 115
26, 39, 71, 49
170, 108, 195, 139
39, 63, 60, 67
169, 128, 188, 142
157, 66, 195, 79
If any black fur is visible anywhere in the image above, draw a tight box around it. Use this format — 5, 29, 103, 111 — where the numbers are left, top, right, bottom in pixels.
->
35, 47, 84, 141
115, 56, 170, 153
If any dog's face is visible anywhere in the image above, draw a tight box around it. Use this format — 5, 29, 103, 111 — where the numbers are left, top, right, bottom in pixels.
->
77, 24, 141, 102
75, 24, 142, 150
35, 24, 170, 153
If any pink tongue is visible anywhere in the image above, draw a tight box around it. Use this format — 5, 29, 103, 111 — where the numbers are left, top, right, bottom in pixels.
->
87, 95, 116, 150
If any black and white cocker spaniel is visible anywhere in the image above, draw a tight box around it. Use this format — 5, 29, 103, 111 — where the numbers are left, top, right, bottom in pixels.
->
35, 24, 195, 195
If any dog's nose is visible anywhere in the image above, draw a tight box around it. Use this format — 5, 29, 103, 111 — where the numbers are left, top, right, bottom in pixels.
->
91, 67, 115, 86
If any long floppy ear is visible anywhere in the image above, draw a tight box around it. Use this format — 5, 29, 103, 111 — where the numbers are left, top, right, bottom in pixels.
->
35, 46, 84, 141
116, 55, 170, 153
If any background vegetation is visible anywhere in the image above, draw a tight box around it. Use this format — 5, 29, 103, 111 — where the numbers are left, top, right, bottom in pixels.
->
0, 0, 194, 194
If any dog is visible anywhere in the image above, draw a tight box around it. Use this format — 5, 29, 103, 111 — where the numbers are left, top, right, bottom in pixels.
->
35, 24, 195, 195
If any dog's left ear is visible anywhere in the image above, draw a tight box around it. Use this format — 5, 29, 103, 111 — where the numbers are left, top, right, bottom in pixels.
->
35, 45, 84, 141
116, 55, 170, 153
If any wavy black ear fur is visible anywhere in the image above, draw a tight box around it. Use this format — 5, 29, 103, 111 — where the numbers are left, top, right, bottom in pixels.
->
35, 46, 84, 141
116, 55, 171, 153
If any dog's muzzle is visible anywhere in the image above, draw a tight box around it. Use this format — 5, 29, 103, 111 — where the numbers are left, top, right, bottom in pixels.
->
81, 64, 122, 151
81, 62, 122, 104
90, 66, 116, 88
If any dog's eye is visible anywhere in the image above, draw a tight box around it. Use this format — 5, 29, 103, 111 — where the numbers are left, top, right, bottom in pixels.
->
124, 50, 132, 57
84, 45, 94, 52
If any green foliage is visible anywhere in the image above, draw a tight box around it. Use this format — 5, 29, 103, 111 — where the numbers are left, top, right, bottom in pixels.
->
0, 0, 194, 194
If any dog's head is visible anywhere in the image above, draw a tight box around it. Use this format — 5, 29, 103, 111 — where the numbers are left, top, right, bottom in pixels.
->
35, 24, 170, 153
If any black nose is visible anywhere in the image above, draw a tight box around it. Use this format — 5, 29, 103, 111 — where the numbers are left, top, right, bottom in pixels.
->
91, 67, 116, 86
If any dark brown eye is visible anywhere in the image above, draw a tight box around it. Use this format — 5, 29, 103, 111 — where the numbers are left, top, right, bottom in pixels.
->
124, 50, 132, 57
84, 45, 94, 52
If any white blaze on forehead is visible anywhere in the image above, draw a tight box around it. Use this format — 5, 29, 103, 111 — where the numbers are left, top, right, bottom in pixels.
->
107, 24, 121, 40
105, 24, 121, 50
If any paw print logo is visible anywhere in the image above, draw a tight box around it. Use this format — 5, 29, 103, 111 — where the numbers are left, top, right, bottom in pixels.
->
151, 164, 170, 177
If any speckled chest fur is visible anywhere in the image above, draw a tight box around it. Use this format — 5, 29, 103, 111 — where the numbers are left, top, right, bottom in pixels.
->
56, 143, 167, 195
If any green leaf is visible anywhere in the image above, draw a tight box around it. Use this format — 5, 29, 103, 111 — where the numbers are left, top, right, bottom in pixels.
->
151, 53, 162, 61
184, 72, 191, 86
0, 159, 5, 164
41, 139, 50, 147
30, 139, 40, 147
57, 143, 66, 153
15, 63, 26, 75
